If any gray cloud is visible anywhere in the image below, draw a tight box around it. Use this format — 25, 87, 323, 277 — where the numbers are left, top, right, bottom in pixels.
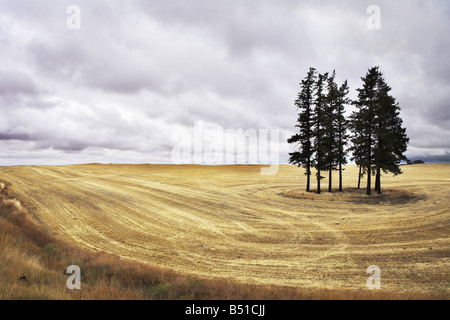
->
0, 69, 37, 96
0, 0, 449, 165
0, 132, 31, 141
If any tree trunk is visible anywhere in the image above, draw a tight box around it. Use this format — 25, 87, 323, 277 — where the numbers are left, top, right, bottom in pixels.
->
317, 170, 321, 194
357, 165, 362, 189
328, 165, 332, 192
374, 168, 378, 192
339, 162, 343, 192
306, 160, 311, 192
375, 167, 381, 194
366, 165, 371, 195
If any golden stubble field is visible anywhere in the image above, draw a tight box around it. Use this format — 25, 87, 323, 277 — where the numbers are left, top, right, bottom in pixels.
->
0, 163, 448, 294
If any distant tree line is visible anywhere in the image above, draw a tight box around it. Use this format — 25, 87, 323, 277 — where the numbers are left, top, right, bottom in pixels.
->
288, 66, 409, 195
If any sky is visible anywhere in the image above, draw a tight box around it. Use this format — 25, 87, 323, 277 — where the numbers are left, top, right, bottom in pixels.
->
0, 0, 449, 166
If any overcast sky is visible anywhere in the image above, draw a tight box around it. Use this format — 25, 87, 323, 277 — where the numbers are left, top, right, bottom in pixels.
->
0, 0, 449, 166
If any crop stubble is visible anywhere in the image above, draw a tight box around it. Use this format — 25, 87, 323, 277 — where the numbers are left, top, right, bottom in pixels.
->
0, 164, 448, 293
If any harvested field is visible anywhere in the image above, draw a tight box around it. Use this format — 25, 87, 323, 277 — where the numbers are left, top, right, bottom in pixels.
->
0, 163, 448, 294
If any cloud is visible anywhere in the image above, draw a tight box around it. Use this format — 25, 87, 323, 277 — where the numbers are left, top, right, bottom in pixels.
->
0, 69, 37, 96
0, 0, 449, 165
0, 132, 31, 141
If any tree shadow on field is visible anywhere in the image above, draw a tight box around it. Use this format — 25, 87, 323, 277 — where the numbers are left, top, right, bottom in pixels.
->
280, 188, 427, 206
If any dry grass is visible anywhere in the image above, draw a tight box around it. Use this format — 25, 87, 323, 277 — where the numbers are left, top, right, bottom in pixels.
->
0, 163, 448, 299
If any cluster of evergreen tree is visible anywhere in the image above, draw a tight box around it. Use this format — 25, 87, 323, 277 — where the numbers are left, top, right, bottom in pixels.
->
288, 66, 409, 195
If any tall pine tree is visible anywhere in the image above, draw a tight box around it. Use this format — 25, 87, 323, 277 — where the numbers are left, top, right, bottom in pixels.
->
312, 72, 329, 194
322, 70, 350, 193
350, 66, 409, 195
288, 67, 317, 192
336, 79, 350, 192
372, 74, 409, 194
323, 70, 339, 192
350, 67, 379, 195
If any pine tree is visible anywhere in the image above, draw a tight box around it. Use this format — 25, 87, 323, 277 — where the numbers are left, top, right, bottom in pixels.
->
350, 67, 379, 195
336, 79, 350, 192
312, 72, 329, 194
350, 66, 409, 195
322, 71, 350, 192
287, 67, 317, 192
323, 70, 339, 192
372, 75, 409, 194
